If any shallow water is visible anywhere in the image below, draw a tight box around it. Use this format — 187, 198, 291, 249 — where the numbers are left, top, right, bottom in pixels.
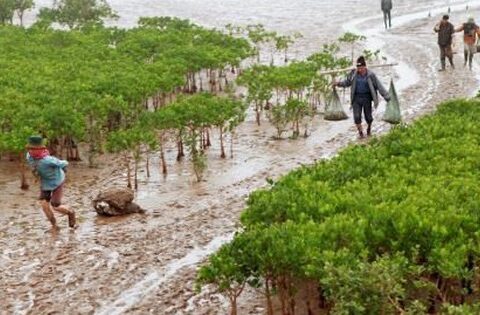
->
3, 0, 480, 314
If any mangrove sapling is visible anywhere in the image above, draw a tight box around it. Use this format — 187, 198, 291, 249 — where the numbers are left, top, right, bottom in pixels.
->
106, 128, 156, 189
285, 98, 311, 138
147, 108, 174, 174
15, 0, 34, 27
274, 33, 302, 64
268, 103, 290, 139
246, 24, 276, 64
210, 97, 246, 158
362, 48, 381, 62
338, 32, 366, 64
237, 65, 274, 125
192, 152, 207, 182
0, 123, 36, 190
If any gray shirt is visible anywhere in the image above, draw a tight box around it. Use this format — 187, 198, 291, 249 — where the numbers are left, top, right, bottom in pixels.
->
337, 69, 390, 108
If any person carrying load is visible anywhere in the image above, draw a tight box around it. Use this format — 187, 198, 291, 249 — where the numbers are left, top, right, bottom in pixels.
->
455, 16, 480, 70
334, 56, 390, 139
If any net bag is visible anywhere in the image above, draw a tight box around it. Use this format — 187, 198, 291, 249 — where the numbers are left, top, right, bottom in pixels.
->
382, 79, 401, 124
324, 88, 348, 121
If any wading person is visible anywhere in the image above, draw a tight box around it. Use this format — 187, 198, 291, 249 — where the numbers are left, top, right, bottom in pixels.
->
335, 56, 390, 139
26, 136, 76, 230
455, 16, 480, 70
434, 14, 455, 71
381, 0, 393, 29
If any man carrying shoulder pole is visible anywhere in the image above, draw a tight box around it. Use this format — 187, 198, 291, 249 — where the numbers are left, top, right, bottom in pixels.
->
334, 56, 391, 139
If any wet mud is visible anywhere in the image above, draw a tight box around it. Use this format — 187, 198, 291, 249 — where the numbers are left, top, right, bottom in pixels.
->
2, 1, 480, 314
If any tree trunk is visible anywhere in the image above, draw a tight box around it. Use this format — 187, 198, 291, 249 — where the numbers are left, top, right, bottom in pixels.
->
266, 279, 274, 315
255, 101, 261, 126
230, 131, 234, 158
229, 295, 238, 315
279, 277, 287, 315
177, 139, 185, 161
146, 151, 150, 177
160, 142, 168, 175
220, 127, 226, 158
134, 158, 138, 190
19, 156, 29, 190
206, 129, 211, 147
192, 72, 197, 92
125, 154, 132, 189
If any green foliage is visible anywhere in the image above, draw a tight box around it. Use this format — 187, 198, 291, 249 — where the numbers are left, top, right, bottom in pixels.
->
0, 20, 251, 170
0, 0, 15, 24
338, 31, 367, 63
238, 39, 353, 132
198, 99, 480, 313
442, 303, 480, 315
338, 32, 366, 44
268, 103, 290, 139
39, 0, 118, 29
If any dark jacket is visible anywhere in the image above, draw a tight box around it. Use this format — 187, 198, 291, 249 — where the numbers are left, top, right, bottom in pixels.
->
434, 21, 455, 46
381, 0, 392, 11
337, 69, 390, 108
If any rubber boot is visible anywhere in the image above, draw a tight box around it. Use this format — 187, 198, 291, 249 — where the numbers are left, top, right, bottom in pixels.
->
40, 200, 56, 226
356, 124, 365, 139
367, 124, 372, 137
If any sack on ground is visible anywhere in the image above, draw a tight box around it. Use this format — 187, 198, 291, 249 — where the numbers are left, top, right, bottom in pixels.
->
382, 79, 401, 124
324, 88, 348, 121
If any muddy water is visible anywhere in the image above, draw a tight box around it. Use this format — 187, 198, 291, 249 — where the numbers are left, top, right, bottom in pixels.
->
3, 0, 480, 314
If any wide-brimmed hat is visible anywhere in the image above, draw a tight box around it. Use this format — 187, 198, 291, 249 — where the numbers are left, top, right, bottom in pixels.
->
27, 135, 46, 148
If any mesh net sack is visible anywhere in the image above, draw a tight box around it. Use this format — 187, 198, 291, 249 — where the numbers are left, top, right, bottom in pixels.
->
382, 79, 401, 124
324, 88, 348, 121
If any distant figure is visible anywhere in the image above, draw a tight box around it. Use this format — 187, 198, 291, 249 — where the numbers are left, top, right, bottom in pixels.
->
334, 56, 391, 139
26, 136, 76, 230
381, 0, 393, 29
434, 14, 455, 71
455, 16, 480, 70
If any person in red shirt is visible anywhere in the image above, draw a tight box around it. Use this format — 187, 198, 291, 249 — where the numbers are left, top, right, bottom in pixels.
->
455, 16, 480, 70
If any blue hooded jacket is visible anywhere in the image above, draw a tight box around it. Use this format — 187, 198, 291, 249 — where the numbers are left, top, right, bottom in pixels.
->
26, 154, 68, 191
